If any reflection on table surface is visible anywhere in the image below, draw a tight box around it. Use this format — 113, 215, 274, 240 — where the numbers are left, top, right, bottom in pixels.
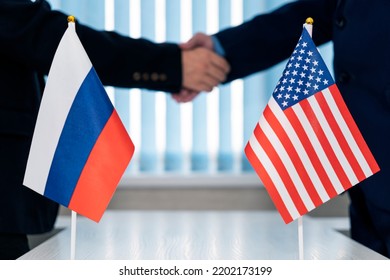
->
20, 210, 387, 260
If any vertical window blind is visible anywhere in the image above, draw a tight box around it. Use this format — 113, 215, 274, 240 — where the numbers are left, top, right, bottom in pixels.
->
47, 0, 333, 181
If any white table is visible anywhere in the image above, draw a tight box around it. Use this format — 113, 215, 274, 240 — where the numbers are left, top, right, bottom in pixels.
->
19, 210, 387, 260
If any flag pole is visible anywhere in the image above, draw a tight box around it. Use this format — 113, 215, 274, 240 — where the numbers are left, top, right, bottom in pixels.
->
70, 210, 77, 260
298, 217, 304, 260
296, 17, 314, 261
65, 15, 78, 261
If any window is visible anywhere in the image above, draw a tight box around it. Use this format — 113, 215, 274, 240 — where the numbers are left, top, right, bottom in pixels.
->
47, 0, 333, 185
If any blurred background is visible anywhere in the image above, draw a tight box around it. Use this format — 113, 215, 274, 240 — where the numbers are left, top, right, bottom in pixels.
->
46, 0, 347, 217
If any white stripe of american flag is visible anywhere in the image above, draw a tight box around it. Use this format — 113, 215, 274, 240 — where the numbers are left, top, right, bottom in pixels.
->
259, 113, 316, 211
322, 88, 374, 177
308, 92, 359, 186
248, 135, 301, 220
268, 98, 331, 202
291, 99, 345, 194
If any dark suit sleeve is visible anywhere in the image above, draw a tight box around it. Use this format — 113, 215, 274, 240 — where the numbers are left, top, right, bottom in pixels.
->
0, 0, 182, 92
215, 0, 336, 82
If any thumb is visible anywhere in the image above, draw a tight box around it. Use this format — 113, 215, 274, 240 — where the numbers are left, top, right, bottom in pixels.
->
180, 32, 213, 50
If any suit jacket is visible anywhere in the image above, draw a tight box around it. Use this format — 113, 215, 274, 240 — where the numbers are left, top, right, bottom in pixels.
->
215, 0, 390, 211
0, 0, 182, 234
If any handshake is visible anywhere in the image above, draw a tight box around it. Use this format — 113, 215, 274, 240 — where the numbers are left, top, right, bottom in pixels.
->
176, 33, 229, 103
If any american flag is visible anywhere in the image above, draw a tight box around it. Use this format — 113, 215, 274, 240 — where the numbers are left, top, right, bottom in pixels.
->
245, 26, 380, 223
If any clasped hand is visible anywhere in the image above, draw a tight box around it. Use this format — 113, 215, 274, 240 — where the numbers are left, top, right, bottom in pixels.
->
176, 33, 229, 103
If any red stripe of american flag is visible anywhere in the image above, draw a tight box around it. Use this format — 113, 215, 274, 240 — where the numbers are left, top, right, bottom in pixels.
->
315, 88, 366, 182
298, 95, 353, 189
245, 84, 379, 223
328, 85, 380, 174
282, 102, 339, 199
263, 105, 323, 208
253, 124, 309, 216
245, 142, 293, 223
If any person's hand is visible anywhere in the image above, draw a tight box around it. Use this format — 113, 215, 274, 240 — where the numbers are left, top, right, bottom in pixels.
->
181, 47, 229, 93
174, 33, 228, 103
180, 32, 214, 51
171, 88, 200, 103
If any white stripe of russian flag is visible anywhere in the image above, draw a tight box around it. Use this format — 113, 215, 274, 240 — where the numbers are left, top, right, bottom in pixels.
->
24, 22, 91, 195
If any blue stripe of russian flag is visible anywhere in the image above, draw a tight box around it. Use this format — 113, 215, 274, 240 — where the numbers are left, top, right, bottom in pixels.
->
43, 68, 112, 206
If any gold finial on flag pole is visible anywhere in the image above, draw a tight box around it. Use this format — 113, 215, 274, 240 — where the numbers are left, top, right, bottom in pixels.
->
305, 17, 314, 25
67, 15, 76, 23
304, 17, 314, 37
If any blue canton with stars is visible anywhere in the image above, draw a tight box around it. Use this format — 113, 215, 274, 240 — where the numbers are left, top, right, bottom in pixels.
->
273, 27, 334, 110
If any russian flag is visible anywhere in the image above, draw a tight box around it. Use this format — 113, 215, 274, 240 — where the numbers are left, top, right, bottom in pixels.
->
23, 20, 134, 222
